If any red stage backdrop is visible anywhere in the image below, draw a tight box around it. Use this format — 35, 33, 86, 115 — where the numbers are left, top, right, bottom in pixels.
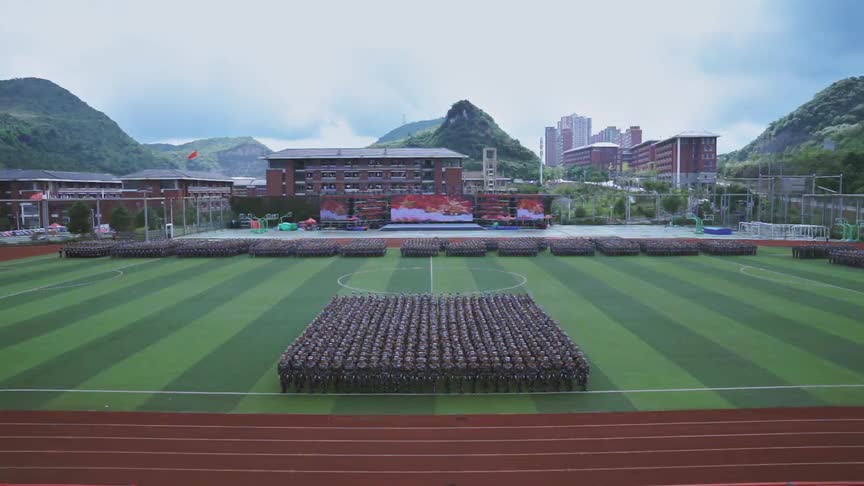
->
390, 195, 474, 223
320, 198, 350, 221
516, 196, 545, 220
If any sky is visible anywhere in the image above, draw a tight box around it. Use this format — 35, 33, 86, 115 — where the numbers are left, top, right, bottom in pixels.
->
1, 0, 862, 155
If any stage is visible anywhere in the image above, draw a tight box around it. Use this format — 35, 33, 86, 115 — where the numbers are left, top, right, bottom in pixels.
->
379, 223, 485, 232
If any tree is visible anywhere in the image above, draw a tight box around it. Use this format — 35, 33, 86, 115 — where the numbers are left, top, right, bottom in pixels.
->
661, 194, 685, 216
109, 206, 133, 232
0, 203, 11, 231
67, 201, 93, 235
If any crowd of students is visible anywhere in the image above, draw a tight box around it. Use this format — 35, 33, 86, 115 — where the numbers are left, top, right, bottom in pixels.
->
697, 240, 758, 256
341, 239, 387, 257
445, 240, 487, 257
277, 293, 590, 393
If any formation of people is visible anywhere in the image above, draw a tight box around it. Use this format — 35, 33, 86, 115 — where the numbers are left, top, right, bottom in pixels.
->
828, 249, 864, 267
697, 240, 758, 256
445, 239, 486, 257
550, 238, 595, 256
341, 238, 387, 257
593, 237, 640, 256
277, 293, 590, 394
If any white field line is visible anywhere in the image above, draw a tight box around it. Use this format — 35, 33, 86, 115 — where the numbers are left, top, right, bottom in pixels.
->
2, 432, 863, 443
336, 266, 527, 295
3, 445, 863, 457
0, 259, 156, 301
429, 256, 434, 293
3, 418, 863, 430
706, 255, 864, 296
1, 383, 863, 397
1, 462, 862, 474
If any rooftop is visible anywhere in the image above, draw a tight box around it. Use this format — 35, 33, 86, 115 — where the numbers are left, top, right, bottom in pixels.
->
264, 147, 468, 160
563, 142, 620, 154
119, 169, 234, 182
0, 169, 120, 183
656, 131, 721, 144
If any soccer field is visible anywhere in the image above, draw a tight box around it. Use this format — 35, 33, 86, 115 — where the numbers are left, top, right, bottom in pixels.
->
1, 247, 863, 415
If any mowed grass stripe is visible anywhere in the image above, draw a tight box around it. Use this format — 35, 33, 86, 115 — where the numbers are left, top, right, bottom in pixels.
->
691, 256, 864, 319
598, 257, 860, 401
47, 259, 305, 411
681, 258, 864, 345
0, 255, 105, 283
494, 257, 640, 411
0, 259, 185, 345
435, 256, 479, 293
525, 255, 729, 412
0, 258, 133, 298
336, 250, 397, 295
0, 259, 228, 383
642, 258, 864, 373
145, 257, 367, 413
0, 257, 274, 409
547, 255, 816, 409
736, 253, 864, 292
469, 254, 522, 293
0, 259, 169, 324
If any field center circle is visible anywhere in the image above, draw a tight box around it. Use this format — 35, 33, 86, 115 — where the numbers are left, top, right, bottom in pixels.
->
337, 266, 527, 294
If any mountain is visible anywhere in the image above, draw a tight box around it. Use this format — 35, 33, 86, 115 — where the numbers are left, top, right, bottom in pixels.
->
375, 118, 444, 144
372, 100, 540, 180
0, 77, 172, 174
720, 76, 864, 192
144, 137, 271, 176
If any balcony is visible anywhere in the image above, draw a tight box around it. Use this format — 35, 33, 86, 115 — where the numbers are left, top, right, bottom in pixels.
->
188, 186, 232, 195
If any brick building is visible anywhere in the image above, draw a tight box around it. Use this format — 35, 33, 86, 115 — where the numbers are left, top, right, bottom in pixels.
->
119, 169, 234, 199
652, 131, 719, 187
263, 148, 467, 197
0, 169, 123, 199
544, 126, 559, 167
619, 126, 643, 148
561, 142, 621, 172
629, 139, 658, 172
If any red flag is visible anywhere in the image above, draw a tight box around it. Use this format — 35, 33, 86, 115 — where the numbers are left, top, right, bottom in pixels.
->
29, 191, 43, 200
187, 150, 198, 160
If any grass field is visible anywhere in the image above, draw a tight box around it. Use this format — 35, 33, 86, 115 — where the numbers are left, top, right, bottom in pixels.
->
1, 247, 863, 415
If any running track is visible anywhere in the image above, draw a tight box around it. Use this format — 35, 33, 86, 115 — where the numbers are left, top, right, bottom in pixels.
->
1, 407, 863, 485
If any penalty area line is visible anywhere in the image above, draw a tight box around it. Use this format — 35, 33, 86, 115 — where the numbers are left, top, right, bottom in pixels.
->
1, 383, 864, 397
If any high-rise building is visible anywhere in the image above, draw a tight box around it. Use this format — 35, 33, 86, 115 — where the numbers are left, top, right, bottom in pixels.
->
544, 126, 559, 167
591, 126, 621, 144
619, 126, 643, 149
650, 131, 719, 188
561, 114, 592, 148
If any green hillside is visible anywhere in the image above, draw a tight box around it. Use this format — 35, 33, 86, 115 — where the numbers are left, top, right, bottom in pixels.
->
0, 77, 172, 174
374, 100, 540, 181
374, 117, 444, 144
144, 137, 271, 176
720, 76, 864, 192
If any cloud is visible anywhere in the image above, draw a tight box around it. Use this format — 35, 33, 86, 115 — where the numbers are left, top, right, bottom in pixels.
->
1, 0, 861, 156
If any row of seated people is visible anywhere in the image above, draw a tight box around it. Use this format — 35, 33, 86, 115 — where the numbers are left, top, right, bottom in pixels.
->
295, 239, 342, 257
249, 240, 298, 257
60, 240, 118, 258
341, 239, 387, 257
638, 239, 699, 256
111, 240, 180, 258
697, 240, 758, 256
277, 293, 590, 393
792, 244, 856, 259
828, 249, 864, 268
401, 238, 440, 257
592, 237, 640, 256
176, 239, 252, 257
497, 239, 539, 256
549, 238, 595, 256
445, 239, 487, 257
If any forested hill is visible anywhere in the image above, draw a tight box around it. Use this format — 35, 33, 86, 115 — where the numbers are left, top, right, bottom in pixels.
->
373, 100, 540, 180
720, 76, 864, 192
144, 137, 271, 176
0, 77, 170, 174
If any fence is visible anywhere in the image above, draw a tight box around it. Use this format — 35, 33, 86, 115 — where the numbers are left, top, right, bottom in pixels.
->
0, 196, 228, 241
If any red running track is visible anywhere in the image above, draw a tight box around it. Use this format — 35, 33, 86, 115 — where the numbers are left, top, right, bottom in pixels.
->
1, 407, 863, 486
